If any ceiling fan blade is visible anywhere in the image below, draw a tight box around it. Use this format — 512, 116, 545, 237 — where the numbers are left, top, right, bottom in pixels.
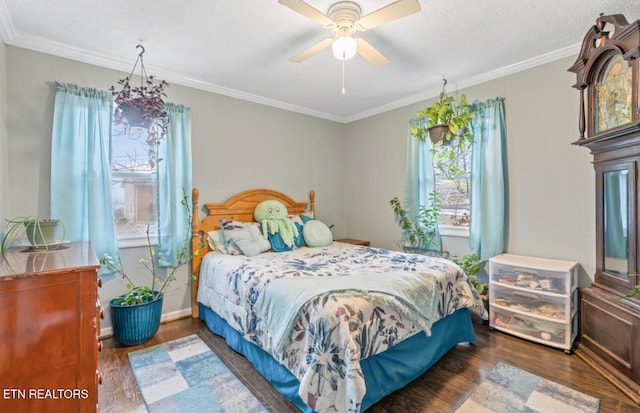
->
355, 38, 389, 68
278, 0, 333, 27
357, 0, 421, 31
290, 38, 334, 62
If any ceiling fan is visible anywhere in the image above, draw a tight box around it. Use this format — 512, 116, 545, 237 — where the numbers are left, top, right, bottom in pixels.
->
279, 0, 421, 67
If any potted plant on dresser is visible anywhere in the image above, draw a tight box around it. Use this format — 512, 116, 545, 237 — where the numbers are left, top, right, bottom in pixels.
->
100, 194, 195, 346
1, 217, 66, 254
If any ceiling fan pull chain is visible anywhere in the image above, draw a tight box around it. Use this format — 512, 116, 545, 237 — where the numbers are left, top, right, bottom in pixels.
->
342, 60, 346, 95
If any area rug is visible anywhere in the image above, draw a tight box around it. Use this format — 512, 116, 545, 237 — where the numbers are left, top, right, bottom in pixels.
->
128, 334, 268, 413
455, 362, 600, 413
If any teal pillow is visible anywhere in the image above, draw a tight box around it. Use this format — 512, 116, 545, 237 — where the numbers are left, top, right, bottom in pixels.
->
229, 224, 271, 257
303, 220, 333, 247
268, 232, 292, 252
293, 222, 305, 248
267, 223, 305, 252
290, 212, 314, 226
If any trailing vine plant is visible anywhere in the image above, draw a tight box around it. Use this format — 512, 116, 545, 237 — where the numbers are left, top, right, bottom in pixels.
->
109, 44, 169, 169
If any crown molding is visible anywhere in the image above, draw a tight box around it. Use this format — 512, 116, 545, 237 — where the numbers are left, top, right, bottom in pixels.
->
0, 0, 579, 125
1, 32, 346, 123
343, 43, 581, 123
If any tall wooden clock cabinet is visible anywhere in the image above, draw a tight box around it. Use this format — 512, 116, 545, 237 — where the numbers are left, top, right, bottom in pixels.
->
568, 14, 640, 404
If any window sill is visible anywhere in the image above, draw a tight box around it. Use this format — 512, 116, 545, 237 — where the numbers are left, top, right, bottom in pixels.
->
118, 237, 158, 249
439, 225, 469, 238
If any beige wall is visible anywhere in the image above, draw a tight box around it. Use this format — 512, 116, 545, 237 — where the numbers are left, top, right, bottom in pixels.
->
0, 42, 8, 226
4, 45, 599, 330
4, 46, 345, 331
343, 57, 596, 285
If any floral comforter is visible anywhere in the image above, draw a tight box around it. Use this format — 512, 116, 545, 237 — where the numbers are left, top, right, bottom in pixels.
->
197, 242, 487, 413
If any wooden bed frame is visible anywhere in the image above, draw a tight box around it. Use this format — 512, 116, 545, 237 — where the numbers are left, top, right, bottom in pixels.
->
188, 186, 478, 412
190, 187, 315, 318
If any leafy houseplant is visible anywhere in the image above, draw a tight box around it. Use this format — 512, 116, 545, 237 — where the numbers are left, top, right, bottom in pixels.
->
110, 44, 169, 169
411, 80, 474, 147
1, 217, 66, 254
101, 194, 194, 306
390, 191, 444, 255
452, 253, 487, 294
100, 192, 196, 346
452, 253, 488, 325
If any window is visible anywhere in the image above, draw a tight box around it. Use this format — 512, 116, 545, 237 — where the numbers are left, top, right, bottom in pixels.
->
432, 139, 471, 235
110, 113, 158, 240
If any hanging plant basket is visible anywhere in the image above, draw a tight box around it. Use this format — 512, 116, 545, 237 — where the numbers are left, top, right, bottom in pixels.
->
428, 125, 451, 145
117, 101, 154, 129
109, 44, 170, 168
413, 79, 474, 148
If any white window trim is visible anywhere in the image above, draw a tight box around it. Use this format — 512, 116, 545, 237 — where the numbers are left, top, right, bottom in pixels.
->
111, 168, 158, 243
439, 224, 469, 238
117, 236, 159, 249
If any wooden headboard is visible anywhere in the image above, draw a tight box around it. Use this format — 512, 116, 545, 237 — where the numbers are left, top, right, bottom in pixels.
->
190, 187, 315, 317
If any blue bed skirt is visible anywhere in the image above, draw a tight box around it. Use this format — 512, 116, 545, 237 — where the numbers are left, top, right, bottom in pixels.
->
200, 304, 475, 412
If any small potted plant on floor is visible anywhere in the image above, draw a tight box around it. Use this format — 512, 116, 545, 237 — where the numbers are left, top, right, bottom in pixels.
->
452, 253, 487, 294
452, 253, 489, 324
101, 192, 196, 346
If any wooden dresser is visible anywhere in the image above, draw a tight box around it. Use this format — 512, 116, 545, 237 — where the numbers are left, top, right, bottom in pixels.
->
0, 241, 102, 412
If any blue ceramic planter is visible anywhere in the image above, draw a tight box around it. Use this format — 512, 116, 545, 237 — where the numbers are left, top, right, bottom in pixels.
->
110, 292, 163, 346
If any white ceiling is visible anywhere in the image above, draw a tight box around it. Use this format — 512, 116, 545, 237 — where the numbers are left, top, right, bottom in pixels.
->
0, 0, 637, 123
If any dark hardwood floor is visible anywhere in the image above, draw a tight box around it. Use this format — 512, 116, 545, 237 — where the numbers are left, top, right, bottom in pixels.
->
99, 318, 640, 412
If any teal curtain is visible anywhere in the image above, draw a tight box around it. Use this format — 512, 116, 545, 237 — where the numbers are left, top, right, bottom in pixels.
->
403, 118, 442, 252
156, 103, 193, 267
469, 98, 507, 261
50, 83, 119, 274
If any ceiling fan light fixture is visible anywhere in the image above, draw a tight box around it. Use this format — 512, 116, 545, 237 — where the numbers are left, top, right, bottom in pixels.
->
332, 35, 357, 60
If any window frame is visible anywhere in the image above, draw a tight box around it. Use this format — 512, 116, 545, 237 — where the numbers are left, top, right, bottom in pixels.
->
110, 112, 160, 246
432, 139, 472, 238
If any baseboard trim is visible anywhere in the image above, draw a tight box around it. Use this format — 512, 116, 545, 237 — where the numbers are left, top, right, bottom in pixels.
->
99, 308, 192, 339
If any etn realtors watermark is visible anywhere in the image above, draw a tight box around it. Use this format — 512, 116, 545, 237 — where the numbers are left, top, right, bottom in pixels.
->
3, 388, 89, 400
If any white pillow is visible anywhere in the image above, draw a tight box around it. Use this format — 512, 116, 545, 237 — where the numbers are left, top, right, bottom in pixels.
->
229, 225, 271, 257
207, 229, 228, 253
220, 219, 251, 255
303, 220, 333, 247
